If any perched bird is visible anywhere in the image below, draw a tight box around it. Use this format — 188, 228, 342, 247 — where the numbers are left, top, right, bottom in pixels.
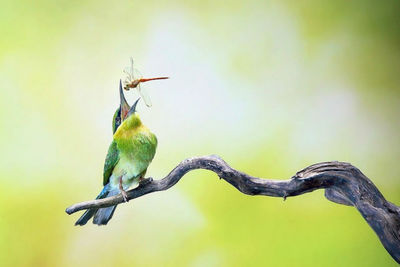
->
75, 97, 158, 226
112, 80, 131, 134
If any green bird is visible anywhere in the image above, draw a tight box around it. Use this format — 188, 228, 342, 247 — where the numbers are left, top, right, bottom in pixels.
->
75, 92, 157, 226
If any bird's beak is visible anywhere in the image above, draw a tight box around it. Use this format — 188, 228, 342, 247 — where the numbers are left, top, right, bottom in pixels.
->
126, 98, 140, 119
119, 80, 130, 120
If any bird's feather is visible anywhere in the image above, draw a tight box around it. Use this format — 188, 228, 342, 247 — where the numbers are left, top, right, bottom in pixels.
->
75, 185, 111, 226
103, 140, 120, 185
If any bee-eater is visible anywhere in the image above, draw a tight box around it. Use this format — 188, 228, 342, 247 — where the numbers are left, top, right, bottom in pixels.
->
112, 80, 131, 134
75, 97, 158, 226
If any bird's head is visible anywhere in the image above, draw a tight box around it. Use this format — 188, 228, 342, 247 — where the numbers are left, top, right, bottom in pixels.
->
112, 80, 130, 134
114, 97, 142, 136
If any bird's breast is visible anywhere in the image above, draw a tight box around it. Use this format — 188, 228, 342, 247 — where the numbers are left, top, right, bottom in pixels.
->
111, 126, 157, 188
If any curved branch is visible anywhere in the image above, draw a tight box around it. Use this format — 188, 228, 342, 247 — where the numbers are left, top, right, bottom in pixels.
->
66, 155, 400, 263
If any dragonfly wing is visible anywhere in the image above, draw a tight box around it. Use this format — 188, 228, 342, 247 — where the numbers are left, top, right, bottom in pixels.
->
138, 84, 152, 107
133, 67, 142, 80
122, 57, 135, 88
129, 57, 135, 78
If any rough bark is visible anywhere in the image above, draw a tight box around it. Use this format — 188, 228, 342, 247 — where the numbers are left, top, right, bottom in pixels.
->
66, 155, 400, 263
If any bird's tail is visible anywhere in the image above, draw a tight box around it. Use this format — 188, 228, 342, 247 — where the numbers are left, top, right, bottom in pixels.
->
75, 185, 119, 226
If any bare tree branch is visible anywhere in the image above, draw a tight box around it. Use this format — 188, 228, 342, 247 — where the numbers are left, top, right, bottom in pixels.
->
66, 155, 400, 263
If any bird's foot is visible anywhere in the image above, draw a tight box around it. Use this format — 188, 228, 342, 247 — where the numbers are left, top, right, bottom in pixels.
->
139, 177, 153, 186
119, 175, 129, 202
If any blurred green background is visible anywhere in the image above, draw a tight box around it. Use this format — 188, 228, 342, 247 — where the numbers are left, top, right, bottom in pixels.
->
1, 0, 399, 266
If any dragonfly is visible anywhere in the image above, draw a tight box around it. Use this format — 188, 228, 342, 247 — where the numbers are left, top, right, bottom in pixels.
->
122, 57, 169, 107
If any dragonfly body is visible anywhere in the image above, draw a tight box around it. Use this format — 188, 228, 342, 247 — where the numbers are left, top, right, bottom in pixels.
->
124, 77, 169, 90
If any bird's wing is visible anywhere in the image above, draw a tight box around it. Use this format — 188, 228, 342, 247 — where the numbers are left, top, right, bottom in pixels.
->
103, 140, 120, 185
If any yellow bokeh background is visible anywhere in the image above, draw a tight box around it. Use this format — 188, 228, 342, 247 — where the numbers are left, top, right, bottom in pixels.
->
1, 0, 399, 266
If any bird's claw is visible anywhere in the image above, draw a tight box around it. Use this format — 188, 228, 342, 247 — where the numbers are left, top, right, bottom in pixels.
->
121, 190, 129, 202
139, 177, 153, 186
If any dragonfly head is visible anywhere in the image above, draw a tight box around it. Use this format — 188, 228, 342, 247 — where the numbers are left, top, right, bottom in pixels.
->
123, 79, 140, 90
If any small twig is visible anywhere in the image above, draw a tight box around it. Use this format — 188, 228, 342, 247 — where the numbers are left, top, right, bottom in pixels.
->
66, 155, 400, 263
